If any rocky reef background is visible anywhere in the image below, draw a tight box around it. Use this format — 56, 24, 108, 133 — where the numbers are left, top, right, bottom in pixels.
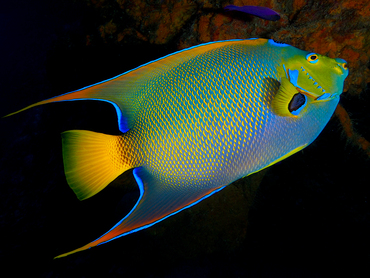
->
1, 0, 369, 277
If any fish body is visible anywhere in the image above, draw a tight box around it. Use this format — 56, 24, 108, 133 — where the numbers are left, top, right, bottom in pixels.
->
6, 38, 348, 257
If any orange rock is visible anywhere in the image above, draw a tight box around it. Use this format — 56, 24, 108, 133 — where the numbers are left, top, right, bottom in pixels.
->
198, 14, 212, 43
99, 20, 117, 40
90, 0, 107, 9
341, 47, 360, 62
342, 0, 370, 17
117, 28, 148, 43
292, 0, 307, 12
156, 22, 172, 44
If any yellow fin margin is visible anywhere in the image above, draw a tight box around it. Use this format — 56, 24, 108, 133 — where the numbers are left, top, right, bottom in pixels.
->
54, 242, 95, 259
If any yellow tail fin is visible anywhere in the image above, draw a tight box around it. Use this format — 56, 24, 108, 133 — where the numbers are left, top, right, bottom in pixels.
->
62, 130, 132, 200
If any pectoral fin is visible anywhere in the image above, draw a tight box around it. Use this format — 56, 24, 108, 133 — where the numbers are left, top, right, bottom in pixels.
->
272, 68, 308, 117
54, 167, 226, 258
272, 76, 300, 117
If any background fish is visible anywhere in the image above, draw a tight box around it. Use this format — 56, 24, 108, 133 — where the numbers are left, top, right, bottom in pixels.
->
6, 38, 348, 258
224, 5, 281, 21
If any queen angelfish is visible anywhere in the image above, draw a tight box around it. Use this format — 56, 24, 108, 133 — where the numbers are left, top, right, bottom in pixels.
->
5, 38, 348, 258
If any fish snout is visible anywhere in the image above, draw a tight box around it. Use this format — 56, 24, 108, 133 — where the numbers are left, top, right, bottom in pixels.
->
334, 58, 348, 76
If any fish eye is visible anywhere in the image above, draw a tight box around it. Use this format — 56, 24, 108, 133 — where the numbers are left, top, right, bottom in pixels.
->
306, 53, 319, 64
342, 63, 348, 70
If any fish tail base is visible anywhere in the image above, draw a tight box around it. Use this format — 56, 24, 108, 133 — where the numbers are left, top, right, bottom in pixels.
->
62, 130, 132, 200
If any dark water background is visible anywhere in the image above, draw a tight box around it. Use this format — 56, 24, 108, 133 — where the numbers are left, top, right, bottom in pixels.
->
1, 1, 370, 277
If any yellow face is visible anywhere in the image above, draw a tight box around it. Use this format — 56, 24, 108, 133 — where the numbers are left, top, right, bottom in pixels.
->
287, 52, 348, 101
273, 47, 349, 117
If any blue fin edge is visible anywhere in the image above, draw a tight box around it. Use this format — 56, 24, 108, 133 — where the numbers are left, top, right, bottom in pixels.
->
93, 168, 227, 247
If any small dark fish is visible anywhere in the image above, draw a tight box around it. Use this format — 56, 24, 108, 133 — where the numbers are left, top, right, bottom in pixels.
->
224, 5, 281, 21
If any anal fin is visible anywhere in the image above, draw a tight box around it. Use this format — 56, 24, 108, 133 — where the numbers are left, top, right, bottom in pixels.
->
54, 167, 227, 258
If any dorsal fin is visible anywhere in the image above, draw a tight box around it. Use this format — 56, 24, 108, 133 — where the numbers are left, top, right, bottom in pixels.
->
4, 39, 268, 132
